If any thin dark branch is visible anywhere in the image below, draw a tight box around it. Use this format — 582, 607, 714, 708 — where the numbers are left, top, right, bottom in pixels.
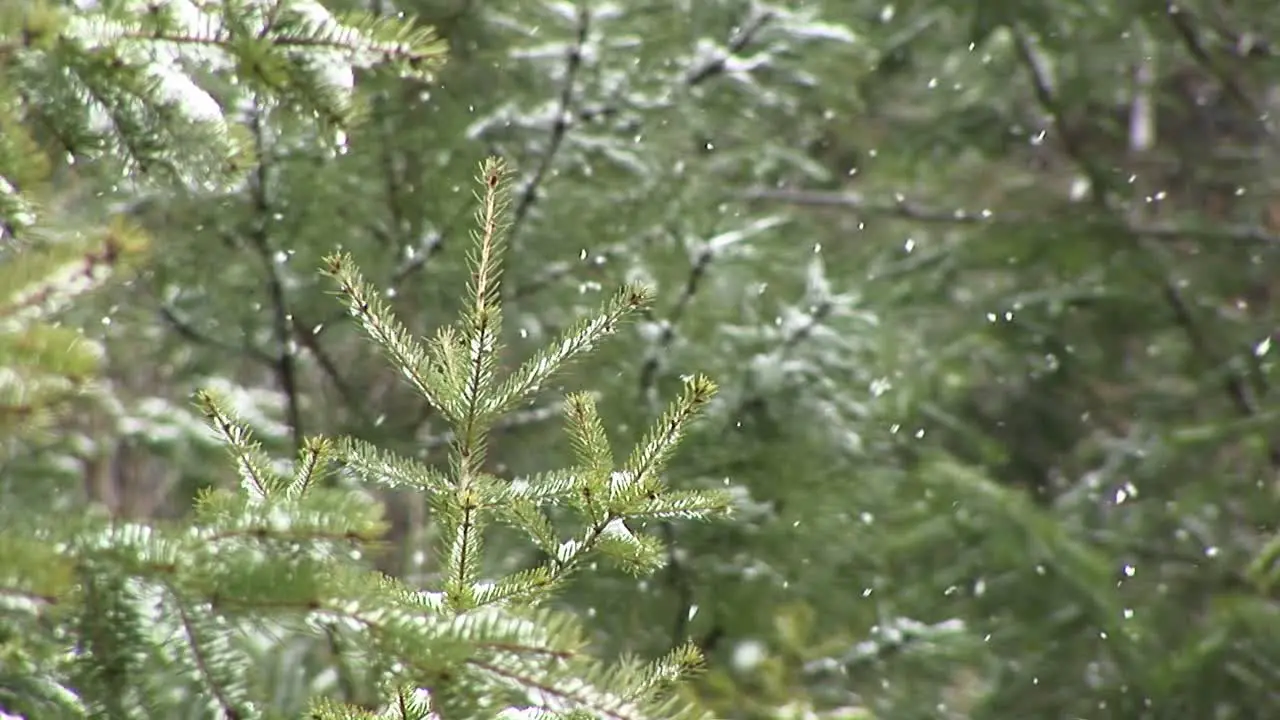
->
507, 6, 591, 250
247, 105, 304, 452
503, 8, 771, 150
389, 230, 446, 287
511, 239, 630, 302
321, 621, 363, 705
1120, 26, 1278, 467
291, 317, 368, 424
169, 590, 241, 718
632, 236, 723, 647
504, 7, 774, 302
378, 110, 411, 250
157, 303, 275, 365
1165, 4, 1270, 138
683, 10, 775, 86
637, 244, 713, 402
1194, 8, 1275, 60
1160, 280, 1263, 416
779, 299, 833, 355
1011, 27, 1112, 205
1134, 240, 1280, 467
666, 537, 696, 644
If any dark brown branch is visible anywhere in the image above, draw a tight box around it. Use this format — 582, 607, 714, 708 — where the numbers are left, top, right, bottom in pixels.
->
1165, 4, 1271, 139
502, 8, 775, 304
507, 5, 591, 250
683, 10, 775, 86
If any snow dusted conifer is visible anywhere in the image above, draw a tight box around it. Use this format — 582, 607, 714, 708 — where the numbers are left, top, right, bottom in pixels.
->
2, 2, 728, 713
298, 157, 732, 718
1, 157, 731, 719
0, 0, 444, 444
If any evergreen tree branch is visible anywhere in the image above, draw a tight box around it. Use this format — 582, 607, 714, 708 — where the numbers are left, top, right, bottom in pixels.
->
445, 159, 516, 607
624, 376, 717, 492
169, 589, 251, 719
494, 283, 653, 417
3, 150, 724, 717
418, 399, 569, 452
564, 393, 613, 479
336, 437, 452, 495
292, 436, 333, 495
683, 9, 774, 86
457, 159, 512, 461
321, 252, 453, 418
0, 223, 139, 320
197, 389, 287, 500
305, 224, 453, 346
3, 0, 445, 245
738, 187, 1280, 245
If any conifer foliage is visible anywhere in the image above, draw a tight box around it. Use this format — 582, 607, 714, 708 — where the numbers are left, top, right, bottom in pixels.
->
0, 0, 445, 450
1, 158, 731, 719
2, 1, 728, 717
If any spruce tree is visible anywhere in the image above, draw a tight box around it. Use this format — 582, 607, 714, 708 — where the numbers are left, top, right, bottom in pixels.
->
1, 157, 731, 718
0, 0, 443, 455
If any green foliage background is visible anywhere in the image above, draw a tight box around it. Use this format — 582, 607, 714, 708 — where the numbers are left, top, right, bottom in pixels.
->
5, 0, 1280, 717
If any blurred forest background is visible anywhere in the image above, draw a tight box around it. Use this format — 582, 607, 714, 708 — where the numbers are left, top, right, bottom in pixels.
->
6, 0, 1280, 717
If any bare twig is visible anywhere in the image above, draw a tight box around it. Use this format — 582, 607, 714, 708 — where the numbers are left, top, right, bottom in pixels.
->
510, 240, 628, 301
637, 243, 714, 404
291, 318, 369, 424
